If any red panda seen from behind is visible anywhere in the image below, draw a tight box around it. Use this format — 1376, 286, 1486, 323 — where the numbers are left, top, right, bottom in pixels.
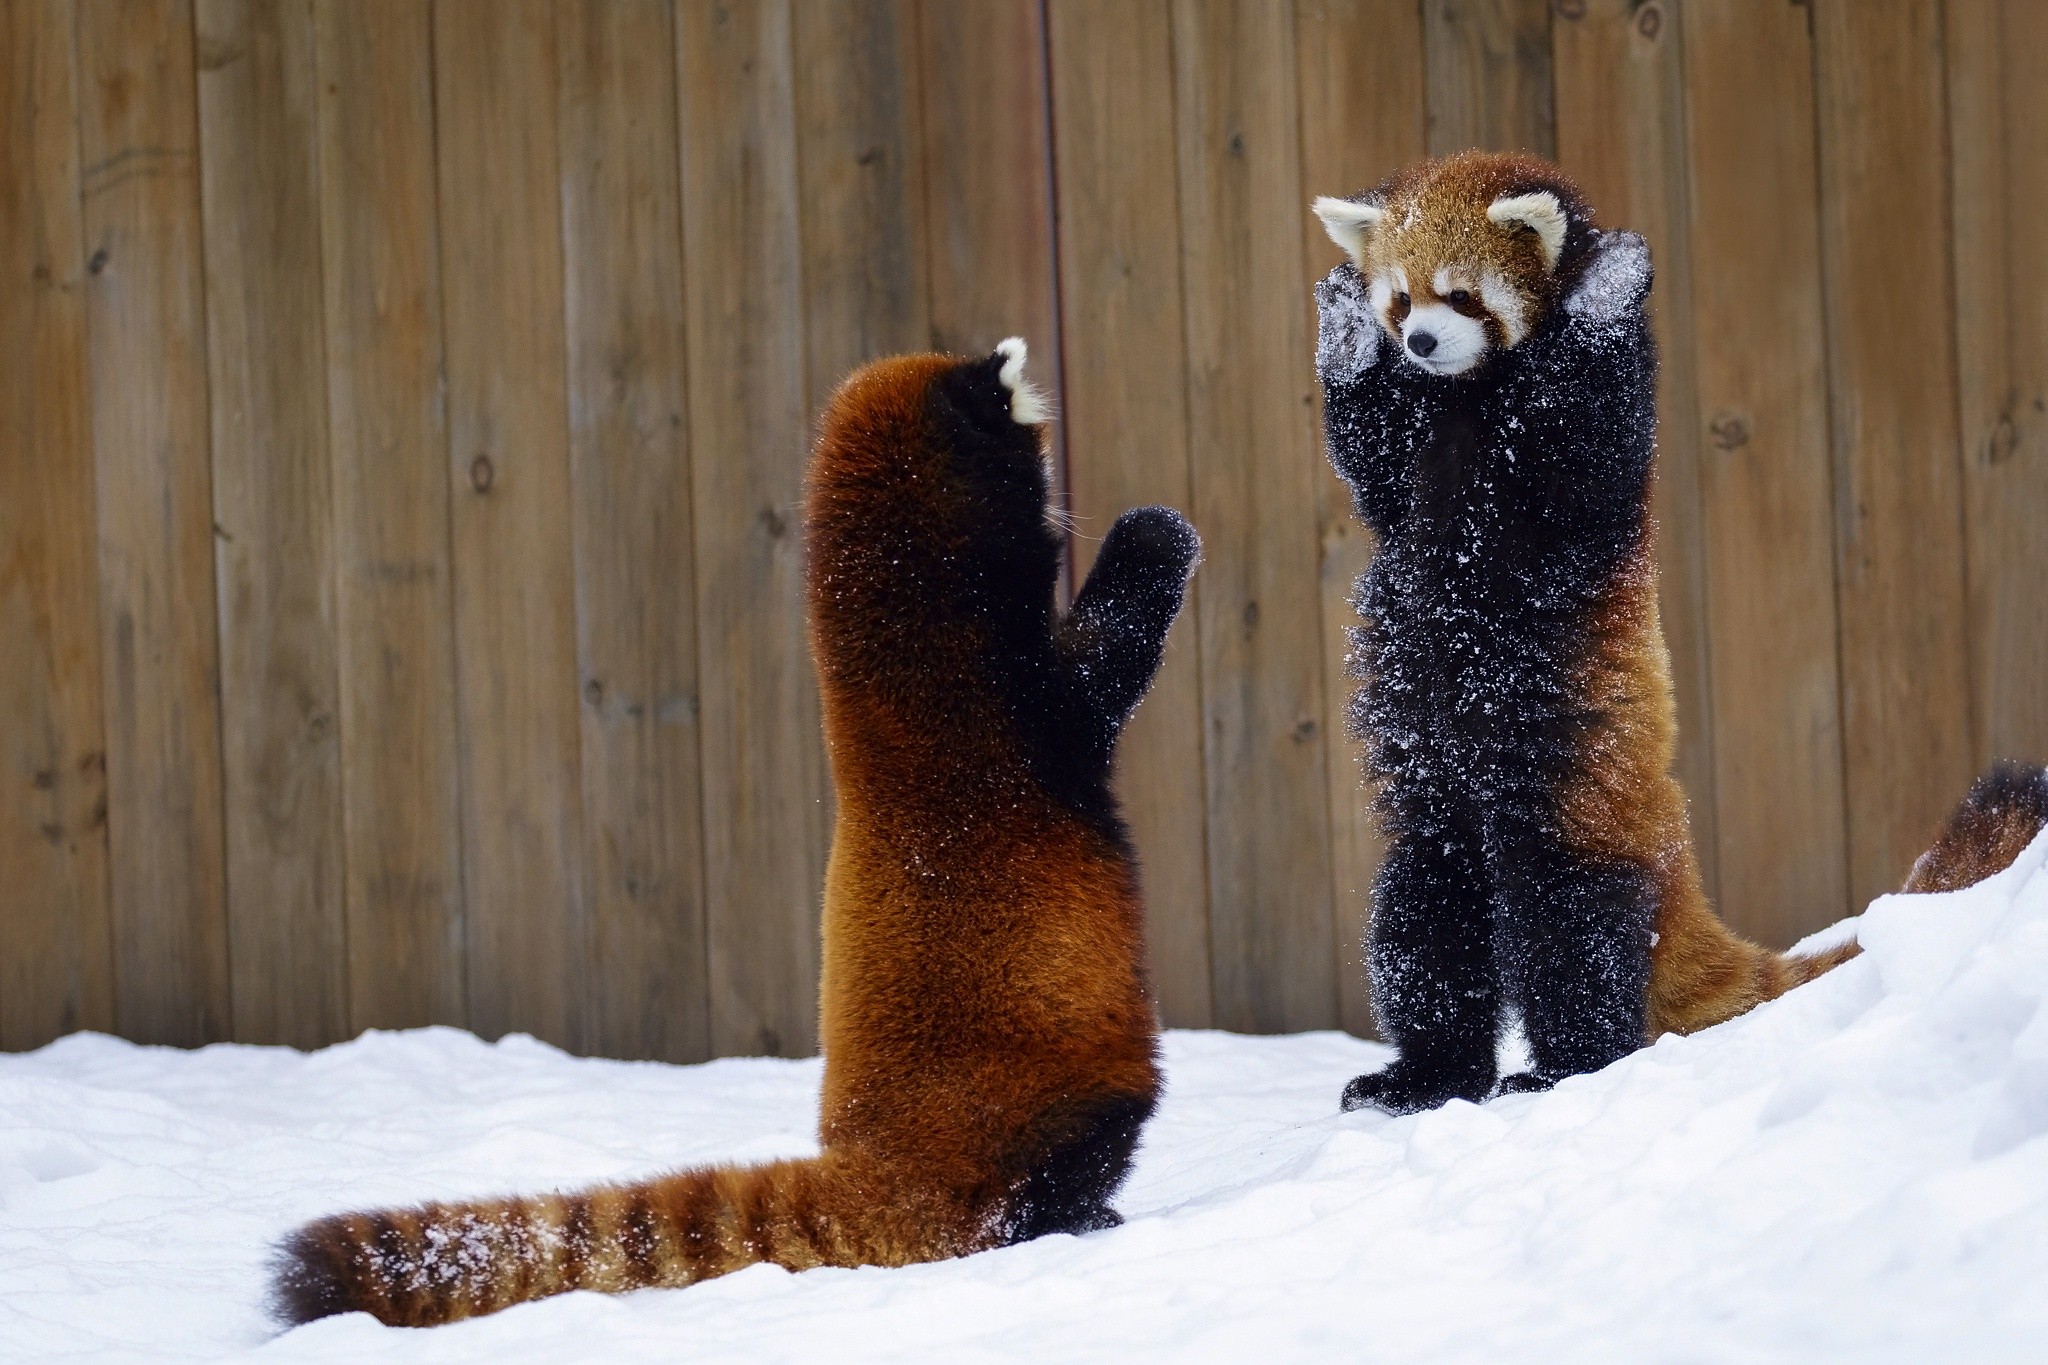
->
1311, 150, 2043, 1115
270, 340, 1200, 1327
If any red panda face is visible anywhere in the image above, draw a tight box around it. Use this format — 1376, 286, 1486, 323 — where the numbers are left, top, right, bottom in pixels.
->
1314, 152, 1591, 378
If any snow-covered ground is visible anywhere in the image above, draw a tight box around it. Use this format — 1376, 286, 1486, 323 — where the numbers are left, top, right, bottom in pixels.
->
7, 827, 2048, 1363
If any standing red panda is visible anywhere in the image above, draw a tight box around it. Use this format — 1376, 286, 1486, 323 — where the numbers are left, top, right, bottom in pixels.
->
1312, 151, 2046, 1114
270, 340, 1200, 1326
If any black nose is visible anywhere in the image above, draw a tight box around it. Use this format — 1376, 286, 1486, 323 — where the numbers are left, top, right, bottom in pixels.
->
1407, 331, 1437, 357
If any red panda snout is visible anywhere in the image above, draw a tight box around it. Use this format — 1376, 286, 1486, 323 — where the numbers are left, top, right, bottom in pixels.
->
1365, 268, 1516, 378
1395, 297, 1490, 375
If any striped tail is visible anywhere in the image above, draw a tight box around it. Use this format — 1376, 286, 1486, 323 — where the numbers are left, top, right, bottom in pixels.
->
1652, 762, 2048, 1036
271, 1152, 970, 1328
1903, 761, 2048, 894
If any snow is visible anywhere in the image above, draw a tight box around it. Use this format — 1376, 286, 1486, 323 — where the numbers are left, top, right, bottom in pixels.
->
1563, 229, 1653, 323
1314, 262, 1383, 385
7, 827, 2048, 1363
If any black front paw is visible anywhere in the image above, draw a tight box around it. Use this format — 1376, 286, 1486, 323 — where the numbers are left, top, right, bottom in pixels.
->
1340, 1058, 1495, 1115
1100, 505, 1200, 585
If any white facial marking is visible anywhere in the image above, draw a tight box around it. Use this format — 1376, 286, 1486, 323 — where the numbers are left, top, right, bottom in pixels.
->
994, 336, 1049, 426
1478, 270, 1529, 347
1399, 302, 1488, 376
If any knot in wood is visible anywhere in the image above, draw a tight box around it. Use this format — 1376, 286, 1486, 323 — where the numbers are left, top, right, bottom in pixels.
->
1708, 412, 1751, 452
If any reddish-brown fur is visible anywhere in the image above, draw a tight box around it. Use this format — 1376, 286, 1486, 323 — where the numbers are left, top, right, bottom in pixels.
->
1551, 499, 2029, 1037
1336, 153, 2023, 1041
1551, 520, 1865, 1036
1341, 151, 1596, 350
1903, 762, 2048, 894
273, 352, 1164, 1327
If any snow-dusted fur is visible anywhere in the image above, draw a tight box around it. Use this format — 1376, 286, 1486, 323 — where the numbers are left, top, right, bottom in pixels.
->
1312, 153, 2032, 1116
269, 344, 1198, 1326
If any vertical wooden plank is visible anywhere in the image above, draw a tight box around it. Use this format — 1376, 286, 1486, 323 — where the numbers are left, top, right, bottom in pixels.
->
1811, 0, 1973, 906
1946, 0, 2048, 772
195, 0, 346, 1047
1169, 0, 1335, 1032
315, 0, 465, 1033
77, 0, 231, 1045
792, 0, 930, 395
1680, 0, 1848, 945
0, 0, 115, 1049
433, 0, 587, 1050
1047, 0, 1213, 1028
1294, 0, 1425, 1038
556, 0, 709, 1063
916, 0, 1060, 365
1422, 0, 1554, 156
677, 0, 828, 1058
1550, 0, 1720, 910
916, 0, 1067, 583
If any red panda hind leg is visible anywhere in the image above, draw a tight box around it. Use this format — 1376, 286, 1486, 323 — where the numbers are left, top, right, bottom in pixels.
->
271, 340, 1193, 1329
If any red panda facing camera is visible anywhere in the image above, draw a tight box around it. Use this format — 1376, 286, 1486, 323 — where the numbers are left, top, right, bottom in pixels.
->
1312, 149, 2048, 1117
1313, 151, 1598, 377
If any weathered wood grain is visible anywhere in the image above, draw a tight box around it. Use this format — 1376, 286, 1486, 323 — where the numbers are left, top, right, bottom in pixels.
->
793, 0, 931, 394
195, 0, 347, 1048
1550, 0, 1720, 910
1679, 0, 1848, 945
677, 0, 829, 1058
77, 0, 231, 1045
432, 0, 588, 1050
916, 0, 1060, 366
0, 0, 115, 1050
314, 0, 466, 1033
1422, 0, 1554, 156
556, 0, 710, 1063
1170, 0, 1335, 1032
1047, 0, 1214, 1028
1811, 0, 1974, 906
916, 0, 1068, 588
1294, 0, 1425, 1038
1945, 0, 2048, 775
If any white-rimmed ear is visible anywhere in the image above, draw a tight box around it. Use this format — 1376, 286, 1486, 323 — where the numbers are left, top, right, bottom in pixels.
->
993, 336, 1050, 426
1312, 196, 1384, 264
1487, 190, 1567, 271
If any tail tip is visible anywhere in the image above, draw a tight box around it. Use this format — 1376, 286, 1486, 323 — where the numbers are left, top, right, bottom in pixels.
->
268, 1220, 355, 1327
1904, 761, 2048, 894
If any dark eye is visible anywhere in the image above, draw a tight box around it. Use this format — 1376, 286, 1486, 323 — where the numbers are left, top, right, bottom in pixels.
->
1394, 292, 1410, 308
1447, 289, 1472, 306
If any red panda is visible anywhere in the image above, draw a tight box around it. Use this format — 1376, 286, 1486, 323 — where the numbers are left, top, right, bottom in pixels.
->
1310, 151, 2043, 1112
1904, 762, 2048, 894
269, 340, 1200, 1326
1313, 151, 1596, 379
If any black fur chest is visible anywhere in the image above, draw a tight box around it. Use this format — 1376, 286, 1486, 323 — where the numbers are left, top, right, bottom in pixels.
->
1344, 329, 1652, 803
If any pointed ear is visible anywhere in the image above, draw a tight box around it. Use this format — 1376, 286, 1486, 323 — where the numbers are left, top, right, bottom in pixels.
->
1487, 190, 1568, 271
1312, 195, 1384, 264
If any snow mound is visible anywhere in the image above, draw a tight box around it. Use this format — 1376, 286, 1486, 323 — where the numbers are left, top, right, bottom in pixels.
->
5, 827, 2048, 1363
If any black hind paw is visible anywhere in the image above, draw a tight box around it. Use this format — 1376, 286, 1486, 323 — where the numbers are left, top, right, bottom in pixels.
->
1493, 1071, 1555, 1097
1074, 1206, 1123, 1234
1340, 1059, 1493, 1115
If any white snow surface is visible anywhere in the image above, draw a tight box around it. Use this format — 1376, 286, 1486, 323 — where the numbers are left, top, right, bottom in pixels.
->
7, 827, 2048, 1363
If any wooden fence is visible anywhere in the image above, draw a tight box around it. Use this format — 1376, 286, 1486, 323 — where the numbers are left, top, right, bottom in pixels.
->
3, 0, 2042, 1060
